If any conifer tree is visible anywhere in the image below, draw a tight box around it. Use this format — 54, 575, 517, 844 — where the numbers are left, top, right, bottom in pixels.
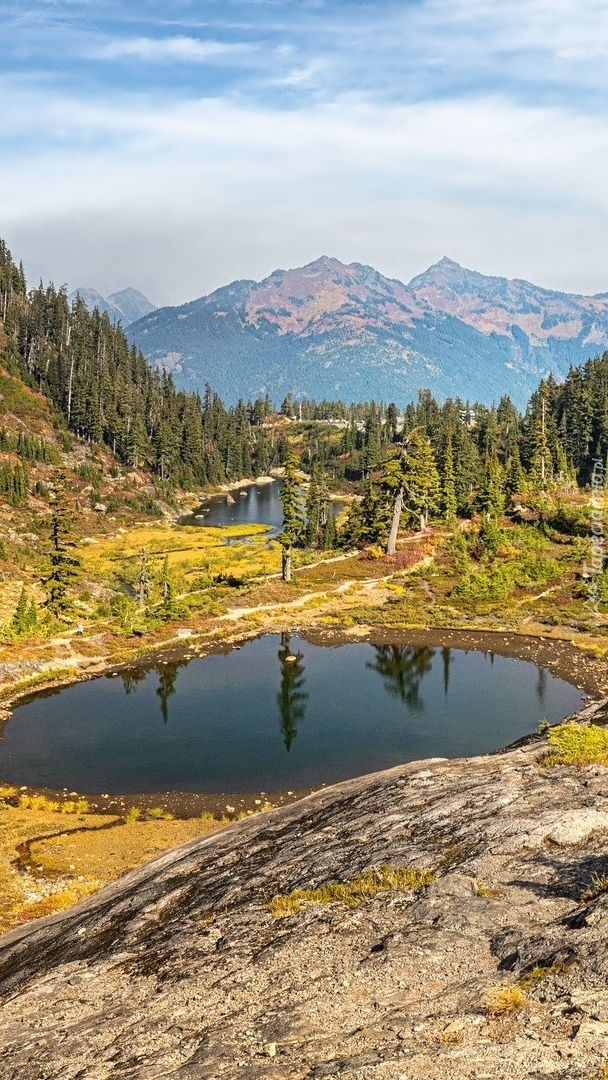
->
11, 586, 37, 636
279, 443, 305, 581
323, 506, 336, 549
41, 489, 81, 618
478, 452, 505, 517
381, 429, 441, 554
441, 431, 457, 525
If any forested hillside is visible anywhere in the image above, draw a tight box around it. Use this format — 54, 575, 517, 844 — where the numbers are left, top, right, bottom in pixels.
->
2, 235, 608, 518
127, 255, 608, 408
0, 240, 279, 490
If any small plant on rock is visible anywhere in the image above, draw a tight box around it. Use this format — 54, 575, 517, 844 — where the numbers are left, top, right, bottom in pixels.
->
537, 722, 608, 768
582, 872, 608, 901
485, 985, 528, 1016
61, 799, 90, 815
267, 864, 435, 918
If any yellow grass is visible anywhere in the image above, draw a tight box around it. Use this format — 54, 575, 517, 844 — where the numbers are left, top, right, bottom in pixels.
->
485, 985, 529, 1016
79, 521, 277, 579
0, 802, 230, 932
538, 722, 608, 768
268, 864, 435, 917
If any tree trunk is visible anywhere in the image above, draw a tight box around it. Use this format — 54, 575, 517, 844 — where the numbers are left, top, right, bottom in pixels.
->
386, 486, 404, 555
282, 551, 291, 582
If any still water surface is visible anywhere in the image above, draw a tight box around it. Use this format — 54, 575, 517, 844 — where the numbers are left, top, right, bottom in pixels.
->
0, 635, 582, 793
182, 481, 284, 535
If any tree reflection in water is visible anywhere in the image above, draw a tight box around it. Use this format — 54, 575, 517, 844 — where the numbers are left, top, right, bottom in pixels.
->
441, 646, 452, 697
120, 669, 147, 695
154, 660, 189, 724
367, 645, 436, 711
277, 633, 308, 750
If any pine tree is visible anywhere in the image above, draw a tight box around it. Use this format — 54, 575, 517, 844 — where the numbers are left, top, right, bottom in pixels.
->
11, 586, 32, 635
441, 431, 457, 525
323, 506, 336, 549
478, 451, 505, 517
41, 491, 81, 618
504, 445, 526, 499
278, 443, 305, 581
381, 429, 441, 554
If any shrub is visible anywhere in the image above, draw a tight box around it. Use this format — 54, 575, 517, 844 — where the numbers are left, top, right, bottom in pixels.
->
512, 555, 561, 586
453, 567, 512, 602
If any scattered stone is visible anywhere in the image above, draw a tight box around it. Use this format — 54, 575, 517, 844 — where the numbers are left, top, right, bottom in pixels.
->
1, 704, 608, 1078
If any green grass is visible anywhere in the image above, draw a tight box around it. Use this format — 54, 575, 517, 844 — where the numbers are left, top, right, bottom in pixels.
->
267, 864, 435, 918
537, 722, 608, 768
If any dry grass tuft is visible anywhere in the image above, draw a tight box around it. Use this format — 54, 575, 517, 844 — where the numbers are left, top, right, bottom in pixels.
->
61, 799, 90, 815
485, 985, 529, 1016
582, 872, 608, 901
19, 794, 60, 813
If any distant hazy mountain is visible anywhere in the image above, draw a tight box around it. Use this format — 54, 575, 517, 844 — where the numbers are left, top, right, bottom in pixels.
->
126, 257, 608, 407
69, 287, 156, 326
107, 288, 157, 325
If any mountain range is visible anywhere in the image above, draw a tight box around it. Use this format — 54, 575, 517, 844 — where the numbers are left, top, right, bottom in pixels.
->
124, 256, 608, 408
68, 286, 156, 326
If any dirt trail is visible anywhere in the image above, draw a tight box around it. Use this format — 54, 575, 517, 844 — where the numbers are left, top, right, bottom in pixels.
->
218, 572, 398, 622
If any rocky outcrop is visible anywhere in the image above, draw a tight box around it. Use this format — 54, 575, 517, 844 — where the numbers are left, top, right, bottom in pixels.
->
1, 702, 608, 1078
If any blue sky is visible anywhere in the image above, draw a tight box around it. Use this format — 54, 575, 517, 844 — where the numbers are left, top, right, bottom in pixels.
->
3, 0, 608, 302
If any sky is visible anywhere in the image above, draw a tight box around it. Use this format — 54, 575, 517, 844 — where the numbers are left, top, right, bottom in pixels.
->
3, 0, 608, 305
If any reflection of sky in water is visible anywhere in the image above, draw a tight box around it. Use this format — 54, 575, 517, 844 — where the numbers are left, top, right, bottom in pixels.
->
185, 482, 285, 536
1, 636, 583, 794
183, 482, 341, 540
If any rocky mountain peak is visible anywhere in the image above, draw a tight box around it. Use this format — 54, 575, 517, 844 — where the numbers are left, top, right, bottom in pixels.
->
126, 255, 608, 408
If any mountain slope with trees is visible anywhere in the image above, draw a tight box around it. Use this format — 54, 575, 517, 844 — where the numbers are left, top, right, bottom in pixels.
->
127, 255, 608, 408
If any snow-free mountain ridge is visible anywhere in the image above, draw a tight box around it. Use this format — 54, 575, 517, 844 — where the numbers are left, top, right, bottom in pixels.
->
68, 287, 156, 326
126, 257, 608, 407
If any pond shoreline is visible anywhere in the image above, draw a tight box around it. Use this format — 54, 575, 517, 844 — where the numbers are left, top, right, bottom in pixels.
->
0, 621, 603, 815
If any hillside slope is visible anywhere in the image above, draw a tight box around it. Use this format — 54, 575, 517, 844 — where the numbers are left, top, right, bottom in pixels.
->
127, 256, 608, 407
0, 702, 608, 1078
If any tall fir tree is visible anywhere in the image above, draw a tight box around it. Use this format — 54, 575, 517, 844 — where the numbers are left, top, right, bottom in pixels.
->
278, 443, 305, 581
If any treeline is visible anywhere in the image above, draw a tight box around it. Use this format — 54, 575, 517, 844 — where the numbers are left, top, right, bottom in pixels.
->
0, 239, 284, 488
1, 235, 607, 505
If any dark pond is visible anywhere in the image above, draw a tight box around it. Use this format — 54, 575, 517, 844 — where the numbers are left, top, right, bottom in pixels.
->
181, 481, 341, 538
182, 481, 284, 535
0, 635, 583, 794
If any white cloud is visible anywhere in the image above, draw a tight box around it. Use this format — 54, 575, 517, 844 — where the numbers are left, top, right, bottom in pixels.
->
96, 35, 255, 62
4, 90, 608, 300
4, 1, 608, 301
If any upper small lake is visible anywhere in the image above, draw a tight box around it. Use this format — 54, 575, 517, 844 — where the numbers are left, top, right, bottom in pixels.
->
182, 481, 284, 535
0, 635, 583, 794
